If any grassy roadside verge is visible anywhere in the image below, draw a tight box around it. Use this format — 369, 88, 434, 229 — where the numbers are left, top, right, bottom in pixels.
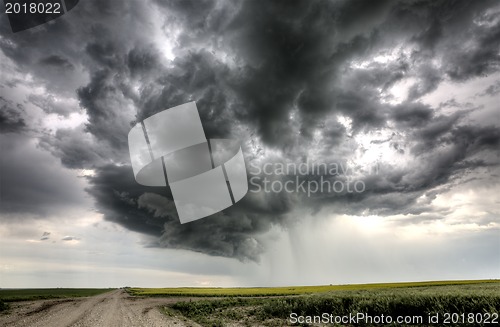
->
0, 300, 8, 312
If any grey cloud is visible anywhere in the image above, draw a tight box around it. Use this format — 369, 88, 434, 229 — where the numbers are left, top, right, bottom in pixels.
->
0, 0, 155, 95
477, 79, 500, 97
408, 125, 500, 191
0, 134, 87, 215
442, 5, 500, 81
39, 126, 112, 169
137, 193, 176, 218
62, 236, 80, 241
0, 97, 26, 133
412, 20, 442, 51
448, 125, 500, 154
127, 45, 163, 78
39, 55, 75, 71
86, 164, 172, 237
391, 102, 434, 128
28, 94, 77, 116
383, 0, 500, 98
411, 112, 464, 154
77, 69, 137, 151
40, 231, 50, 240
407, 64, 442, 100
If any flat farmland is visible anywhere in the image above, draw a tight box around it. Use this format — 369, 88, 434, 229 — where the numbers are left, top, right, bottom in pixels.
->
0, 288, 114, 302
128, 279, 499, 297
135, 280, 500, 326
0, 280, 498, 326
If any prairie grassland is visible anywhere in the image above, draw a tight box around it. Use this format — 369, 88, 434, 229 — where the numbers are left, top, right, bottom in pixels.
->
157, 281, 500, 326
128, 279, 498, 297
0, 288, 114, 302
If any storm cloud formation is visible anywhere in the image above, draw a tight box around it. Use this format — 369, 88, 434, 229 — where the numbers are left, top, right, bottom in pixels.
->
1, 0, 499, 261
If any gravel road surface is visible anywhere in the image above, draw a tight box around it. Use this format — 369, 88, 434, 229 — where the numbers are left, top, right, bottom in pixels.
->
0, 289, 201, 327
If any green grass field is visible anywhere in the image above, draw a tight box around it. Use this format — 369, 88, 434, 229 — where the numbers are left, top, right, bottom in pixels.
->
143, 280, 500, 326
0, 288, 114, 302
128, 279, 498, 297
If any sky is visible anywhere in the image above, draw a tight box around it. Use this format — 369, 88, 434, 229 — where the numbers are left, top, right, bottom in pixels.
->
0, 0, 499, 288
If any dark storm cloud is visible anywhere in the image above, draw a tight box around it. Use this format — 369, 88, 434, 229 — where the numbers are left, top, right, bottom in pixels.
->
151, 0, 395, 144
77, 69, 136, 151
135, 50, 235, 139
224, 1, 384, 144
87, 163, 290, 261
43, 0, 500, 258
85, 164, 171, 237
0, 97, 26, 133
2, 0, 500, 261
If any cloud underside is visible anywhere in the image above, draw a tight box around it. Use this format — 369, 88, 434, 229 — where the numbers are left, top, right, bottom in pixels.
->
1, 0, 499, 261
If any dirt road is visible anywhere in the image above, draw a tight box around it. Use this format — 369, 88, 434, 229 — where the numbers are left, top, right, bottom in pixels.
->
0, 289, 201, 327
